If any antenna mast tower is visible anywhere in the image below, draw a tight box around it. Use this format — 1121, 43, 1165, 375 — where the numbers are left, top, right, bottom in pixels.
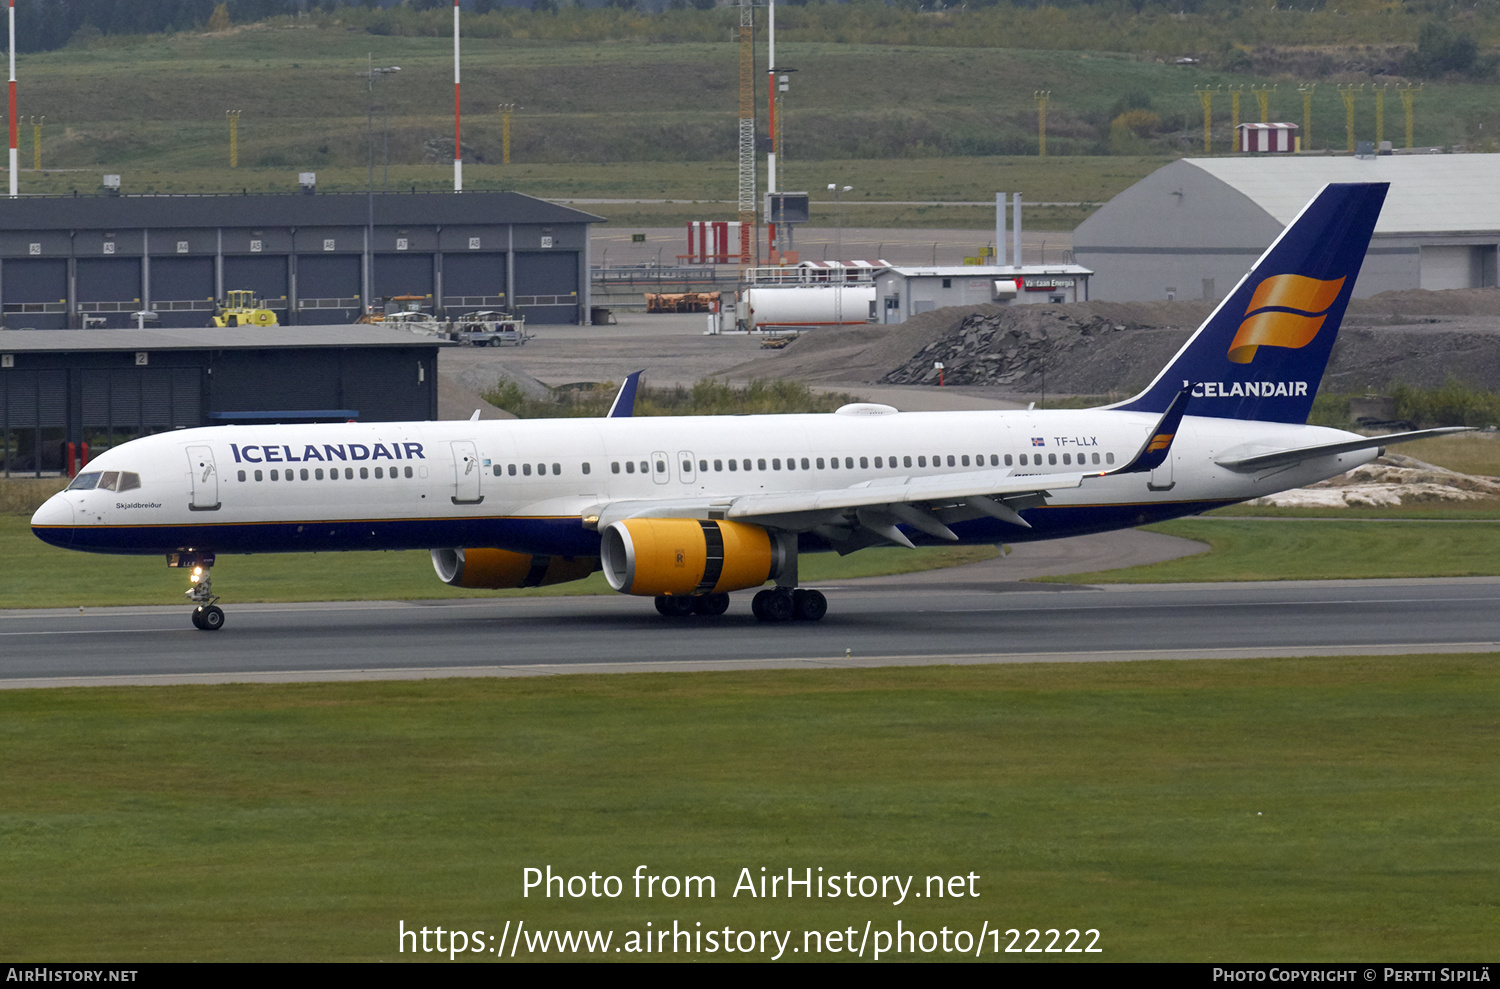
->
737, 0, 756, 265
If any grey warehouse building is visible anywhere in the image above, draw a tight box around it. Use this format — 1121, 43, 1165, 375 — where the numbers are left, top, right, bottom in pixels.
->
0, 190, 602, 329
0, 326, 444, 477
1073, 155, 1500, 303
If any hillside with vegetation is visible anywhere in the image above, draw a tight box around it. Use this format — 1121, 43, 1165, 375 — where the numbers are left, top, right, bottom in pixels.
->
4, 1, 1500, 226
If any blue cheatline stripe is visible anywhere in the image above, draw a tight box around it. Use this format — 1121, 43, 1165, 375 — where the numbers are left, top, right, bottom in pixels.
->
36, 500, 1239, 558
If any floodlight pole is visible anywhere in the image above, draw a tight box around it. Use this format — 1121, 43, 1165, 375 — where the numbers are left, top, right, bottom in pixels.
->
8, 0, 17, 198
453, 0, 462, 192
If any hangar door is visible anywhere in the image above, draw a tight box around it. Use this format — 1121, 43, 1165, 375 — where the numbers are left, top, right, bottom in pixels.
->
441, 252, 507, 311
1421, 245, 1499, 291
1, 368, 66, 475
373, 254, 434, 309
223, 256, 289, 315
1, 258, 68, 329
76, 258, 142, 328
297, 254, 362, 324
513, 253, 580, 325
81, 367, 202, 453
150, 257, 215, 327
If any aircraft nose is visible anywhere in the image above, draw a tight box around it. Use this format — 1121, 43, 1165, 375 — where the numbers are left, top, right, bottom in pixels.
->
31, 495, 75, 547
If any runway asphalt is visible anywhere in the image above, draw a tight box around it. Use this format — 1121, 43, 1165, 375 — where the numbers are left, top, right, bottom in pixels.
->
5, 571, 1498, 690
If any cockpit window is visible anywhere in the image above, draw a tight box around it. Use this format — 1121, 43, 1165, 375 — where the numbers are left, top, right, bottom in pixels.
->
65, 470, 140, 492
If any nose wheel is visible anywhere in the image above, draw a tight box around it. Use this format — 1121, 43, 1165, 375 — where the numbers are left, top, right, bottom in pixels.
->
191, 604, 225, 630
175, 554, 226, 631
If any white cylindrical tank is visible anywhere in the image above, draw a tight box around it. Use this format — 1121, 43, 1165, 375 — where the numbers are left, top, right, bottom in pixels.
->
742, 285, 877, 330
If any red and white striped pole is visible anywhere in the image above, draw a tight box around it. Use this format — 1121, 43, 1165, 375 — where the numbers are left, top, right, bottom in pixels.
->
453, 0, 462, 192
8, 0, 17, 198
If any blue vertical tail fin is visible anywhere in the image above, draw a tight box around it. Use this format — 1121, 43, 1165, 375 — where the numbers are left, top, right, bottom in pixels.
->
1113, 182, 1388, 423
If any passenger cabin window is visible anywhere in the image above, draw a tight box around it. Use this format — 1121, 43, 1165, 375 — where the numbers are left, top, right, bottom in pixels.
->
237, 470, 246, 482
1005, 454, 1013, 466
1048, 454, 1057, 466
625, 462, 635, 474
270, 469, 280, 481
757, 459, 766, 470
1106, 452, 1115, 464
773, 459, 782, 470
359, 467, 369, 479
873, 457, 882, 469
640, 461, 650, 474
801, 458, 810, 470
1062, 454, 1071, 465
552, 463, 561, 475
582, 463, 591, 475
714, 460, 723, 472
254, 470, 263, 481
612, 462, 620, 474
728, 459, 737, 472
816, 458, 825, 469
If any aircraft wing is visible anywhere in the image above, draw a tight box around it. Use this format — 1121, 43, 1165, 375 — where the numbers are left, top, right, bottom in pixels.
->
1214, 426, 1473, 473
591, 470, 1082, 549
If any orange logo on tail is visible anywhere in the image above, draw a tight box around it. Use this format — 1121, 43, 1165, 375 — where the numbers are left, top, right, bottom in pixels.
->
1227, 274, 1346, 364
1146, 433, 1174, 453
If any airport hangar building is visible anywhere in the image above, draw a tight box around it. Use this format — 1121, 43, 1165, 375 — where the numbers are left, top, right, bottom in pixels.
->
0, 326, 449, 477
0, 190, 603, 329
1072, 154, 1500, 303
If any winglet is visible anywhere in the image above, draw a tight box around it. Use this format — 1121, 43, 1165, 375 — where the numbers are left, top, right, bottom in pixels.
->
607, 370, 645, 418
1108, 384, 1193, 475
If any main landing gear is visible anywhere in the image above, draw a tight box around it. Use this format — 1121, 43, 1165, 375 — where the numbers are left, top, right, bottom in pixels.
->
650, 588, 827, 622
171, 553, 225, 631
752, 587, 827, 623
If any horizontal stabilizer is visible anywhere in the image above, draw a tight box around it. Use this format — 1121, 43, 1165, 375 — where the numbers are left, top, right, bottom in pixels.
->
1215, 427, 1474, 473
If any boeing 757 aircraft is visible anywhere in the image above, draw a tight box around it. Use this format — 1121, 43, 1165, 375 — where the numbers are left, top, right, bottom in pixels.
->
31, 182, 1463, 630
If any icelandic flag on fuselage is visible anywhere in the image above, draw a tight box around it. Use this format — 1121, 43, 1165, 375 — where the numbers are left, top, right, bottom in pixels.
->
1113, 182, 1388, 424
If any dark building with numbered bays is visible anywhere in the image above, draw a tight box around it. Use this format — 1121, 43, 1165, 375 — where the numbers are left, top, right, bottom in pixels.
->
0, 190, 602, 329
0, 326, 446, 477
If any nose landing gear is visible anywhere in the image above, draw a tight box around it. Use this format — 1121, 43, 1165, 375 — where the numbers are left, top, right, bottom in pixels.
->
170, 552, 225, 631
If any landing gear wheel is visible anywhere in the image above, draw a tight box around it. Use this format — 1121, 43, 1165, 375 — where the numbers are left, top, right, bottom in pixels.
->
793, 589, 828, 622
194, 605, 225, 631
751, 589, 772, 620
757, 588, 796, 623
693, 592, 730, 617
654, 595, 697, 618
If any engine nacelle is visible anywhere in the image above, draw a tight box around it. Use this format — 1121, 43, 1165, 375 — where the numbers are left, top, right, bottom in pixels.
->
431, 547, 599, 589
601, 518, 783, 597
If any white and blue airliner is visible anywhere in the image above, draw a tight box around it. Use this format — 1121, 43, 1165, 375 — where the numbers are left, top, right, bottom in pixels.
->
31, 183, 1463, 629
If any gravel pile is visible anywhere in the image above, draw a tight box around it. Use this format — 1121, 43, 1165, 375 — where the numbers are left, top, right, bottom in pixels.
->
1249, 453, 1500, 508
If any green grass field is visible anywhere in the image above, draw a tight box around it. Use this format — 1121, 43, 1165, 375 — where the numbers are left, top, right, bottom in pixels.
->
1056, 517, 1500, 584
3, 656, 1498, 961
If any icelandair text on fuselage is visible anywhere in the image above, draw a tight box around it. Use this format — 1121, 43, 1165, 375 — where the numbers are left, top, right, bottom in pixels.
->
229, 441, 425, 465
522, 864, 980, 906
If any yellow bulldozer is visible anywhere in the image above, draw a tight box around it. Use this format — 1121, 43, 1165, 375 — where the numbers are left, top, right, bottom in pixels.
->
212, 290, 279, 328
